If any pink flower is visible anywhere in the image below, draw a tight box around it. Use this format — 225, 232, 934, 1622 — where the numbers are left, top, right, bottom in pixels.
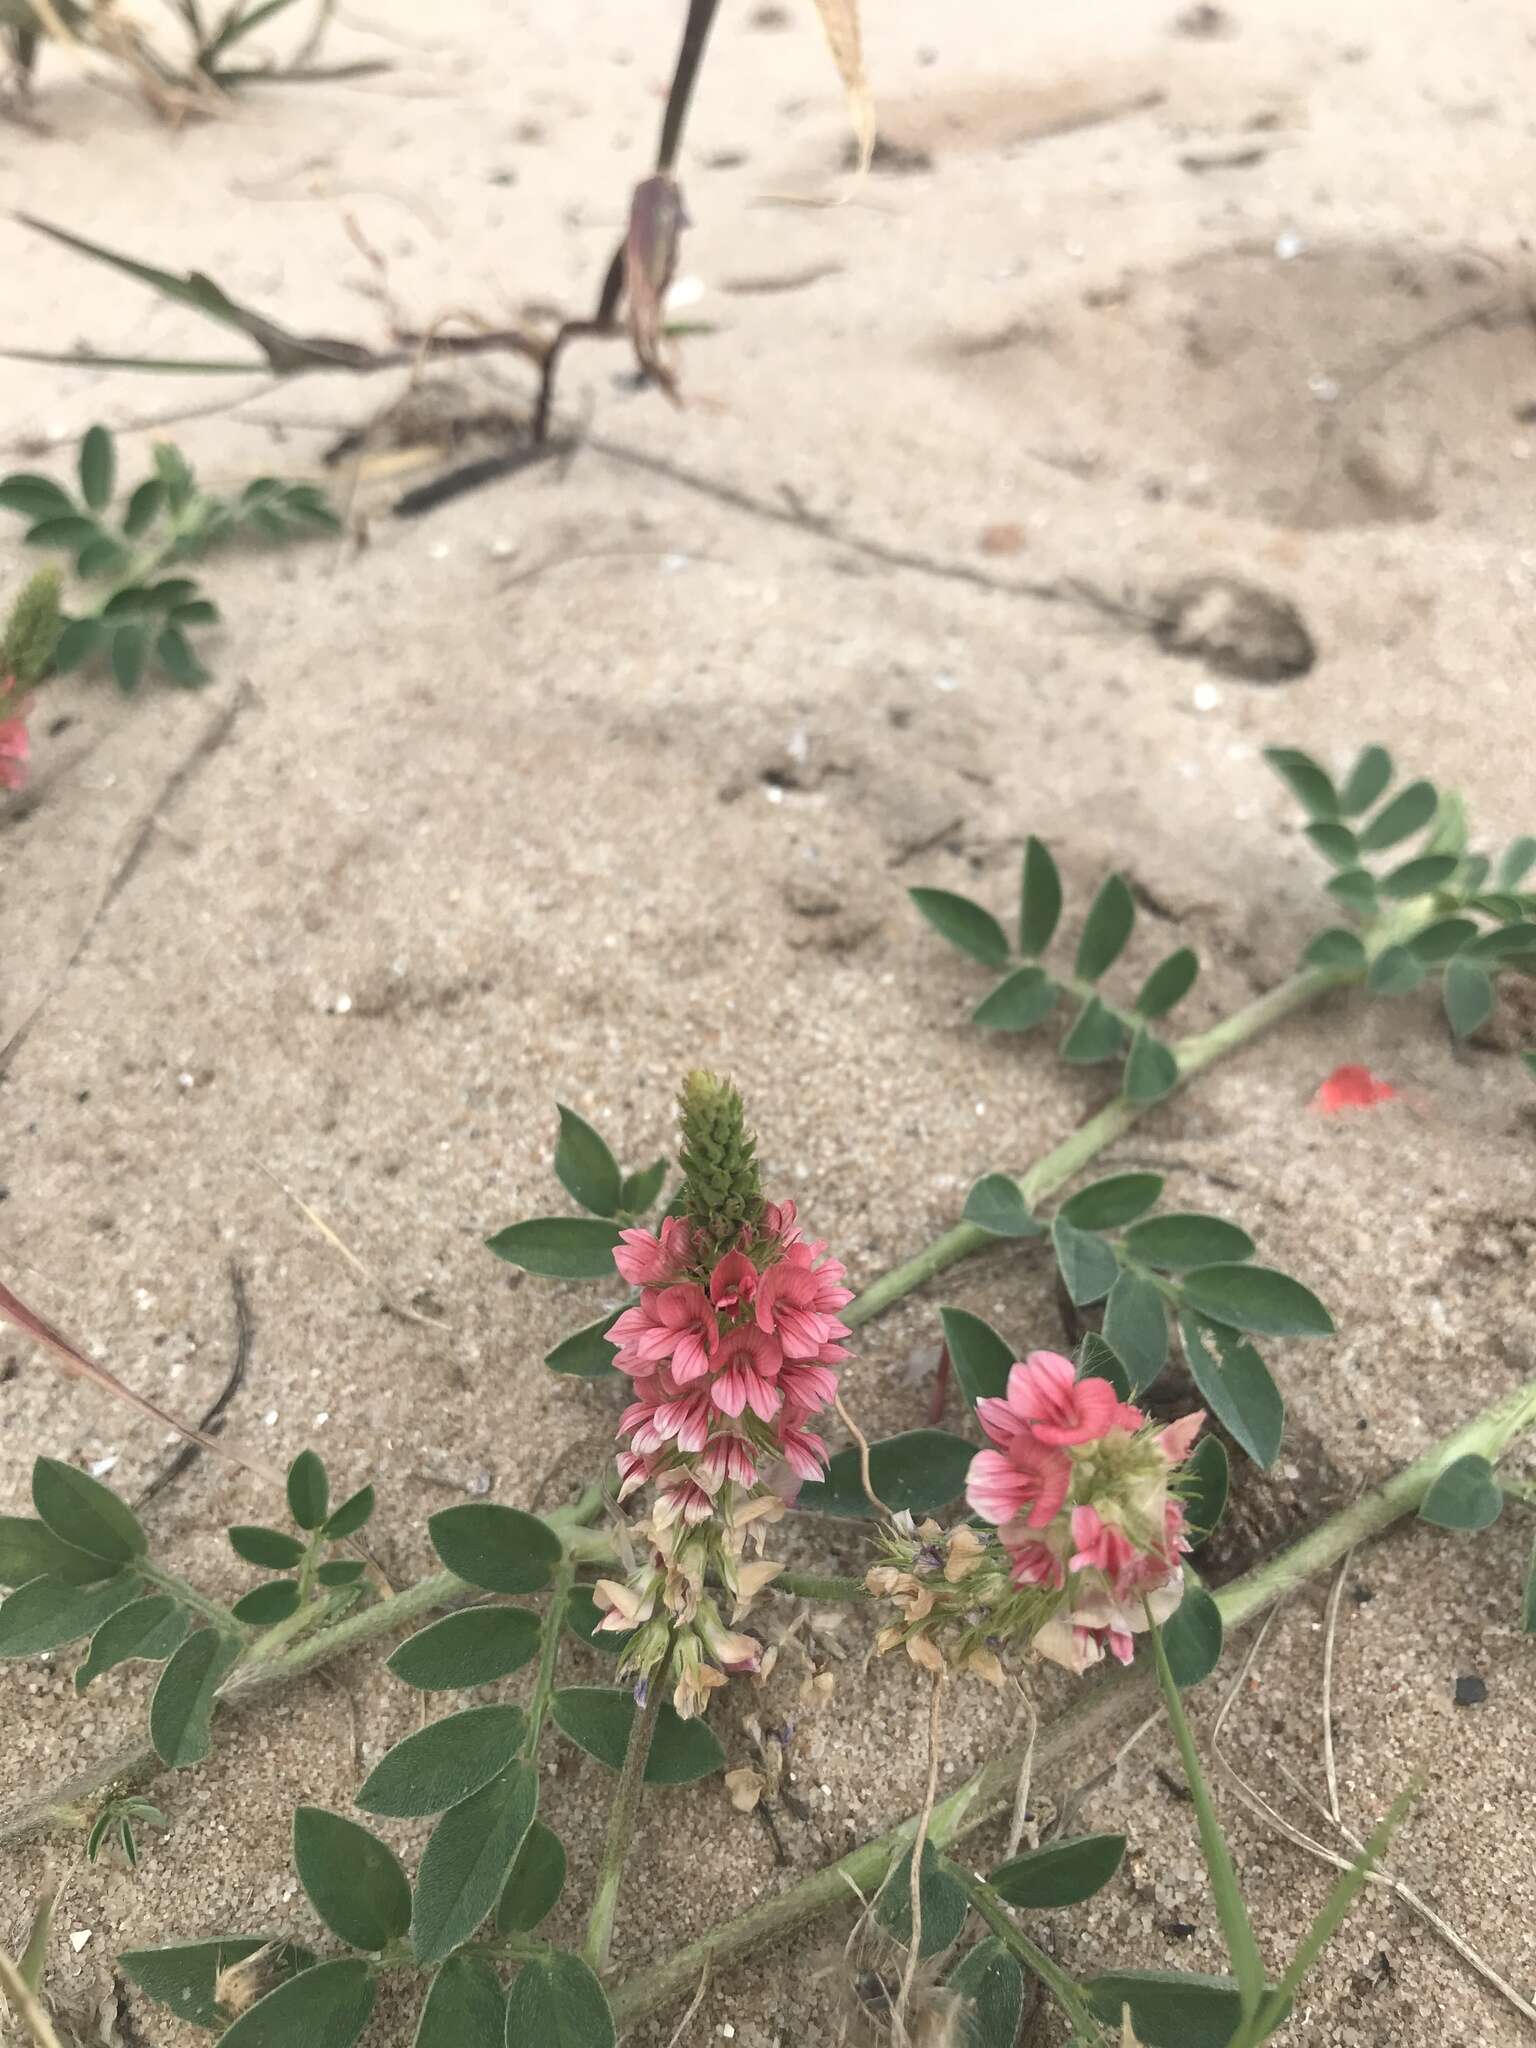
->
966, 1436, 1072, 1530
615, 1449, 657, 1500
652, 1385, 714, 1454
1032, 1613, 1104, 1675
709, 1324, 783, 1421
610, 1283, 717, 1381
754, 1244, 853, 1360
0, 703, 30, 794
977, 1353, 1120, 1452
697, 1603, 761, 1674
1069, 1505, 1139, 1587
613, 1215, 693, 1287
698, 1433, 758, 1487
776, 1404, 830, 1481
618, 1384, 670, 1455
759, 1199, 801, 1246
708, 1250, 757, 1312
654, 1468, 719, 1528
1157, 1410, 1205, 1465
778, 1358, 839, 1413
1008, 1534, 1068, 1590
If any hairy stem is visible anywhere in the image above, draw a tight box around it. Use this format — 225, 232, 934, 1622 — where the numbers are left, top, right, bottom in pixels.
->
843, 965, 1352, 1332
523, 1560, 573, 1759
773, 1570, 868, 1603
133, 1560, 245, 1635
956, 1869, 1103, 2038
609, 1370, 1536, 2025
584, 1673, 664, 1973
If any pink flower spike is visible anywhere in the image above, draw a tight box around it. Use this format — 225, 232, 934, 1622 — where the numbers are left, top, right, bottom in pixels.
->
709, 1324, 783, 1421
1158, 1410, 1206, 1465
1111, 1401, 1147, 1434
708, 1249, 758, 1312
1007, 1352, 1120, 1447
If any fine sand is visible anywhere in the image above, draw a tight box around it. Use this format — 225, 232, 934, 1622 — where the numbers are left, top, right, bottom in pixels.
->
2, 1, 1535, 2042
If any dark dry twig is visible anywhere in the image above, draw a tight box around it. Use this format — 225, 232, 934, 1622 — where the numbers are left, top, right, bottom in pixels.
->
133, 1259, 254, 1511
0, 680, 251, 1082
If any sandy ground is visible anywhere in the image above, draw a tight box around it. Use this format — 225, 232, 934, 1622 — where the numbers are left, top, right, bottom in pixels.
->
3, 0, 1536, 2042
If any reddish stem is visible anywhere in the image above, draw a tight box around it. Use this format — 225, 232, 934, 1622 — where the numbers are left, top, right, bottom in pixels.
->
928, 1343, 951, 1427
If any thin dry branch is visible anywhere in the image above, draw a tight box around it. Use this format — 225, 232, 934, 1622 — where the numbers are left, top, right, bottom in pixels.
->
253, 1162, 451, 1330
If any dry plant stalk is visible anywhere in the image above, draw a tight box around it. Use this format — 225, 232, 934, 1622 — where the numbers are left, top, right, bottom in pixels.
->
811, 0, 875, 175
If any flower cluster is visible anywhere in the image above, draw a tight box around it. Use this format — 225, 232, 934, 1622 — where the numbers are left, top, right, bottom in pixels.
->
591, 1490, 786, 1718
969, 1351, 1202, 1672
590, 1071, 854, 1716
609, 1200, 852, 1516
867, 1352, 1203, 1679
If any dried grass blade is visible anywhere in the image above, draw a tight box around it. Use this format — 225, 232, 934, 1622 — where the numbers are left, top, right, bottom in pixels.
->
809, 0, 874, 177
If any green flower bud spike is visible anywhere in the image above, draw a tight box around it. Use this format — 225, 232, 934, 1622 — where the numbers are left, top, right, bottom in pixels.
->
1, 567, 63, 688
676, 1070, 762, 1248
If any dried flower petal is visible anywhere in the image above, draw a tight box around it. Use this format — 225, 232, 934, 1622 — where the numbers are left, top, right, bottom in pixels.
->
905, 1633, 946, 1674
724, 1765, 766, 1813
1311, 1063, 1398, 1114
624, 174, 688, 403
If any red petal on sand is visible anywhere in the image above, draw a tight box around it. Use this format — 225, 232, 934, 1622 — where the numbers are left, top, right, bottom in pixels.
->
1311, 1063, 1398, 1114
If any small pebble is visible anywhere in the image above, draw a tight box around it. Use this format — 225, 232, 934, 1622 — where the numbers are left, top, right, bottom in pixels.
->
1453, 1674, 1487, 1708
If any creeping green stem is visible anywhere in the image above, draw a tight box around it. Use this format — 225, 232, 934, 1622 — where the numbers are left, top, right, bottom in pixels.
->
774, 1570, 867, 1603
584, 1672, 665, 1972
844, 964, 1354, 1330
957, 1869, 1105, 2039
132, 1561, 245, 1636
608, 1371, 1536, 2028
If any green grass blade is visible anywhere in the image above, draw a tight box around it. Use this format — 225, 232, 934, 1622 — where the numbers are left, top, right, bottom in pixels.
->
1149, 1618, 1266, 2021
1240, 1787, 1415, 2045
0, 346, 267, 375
